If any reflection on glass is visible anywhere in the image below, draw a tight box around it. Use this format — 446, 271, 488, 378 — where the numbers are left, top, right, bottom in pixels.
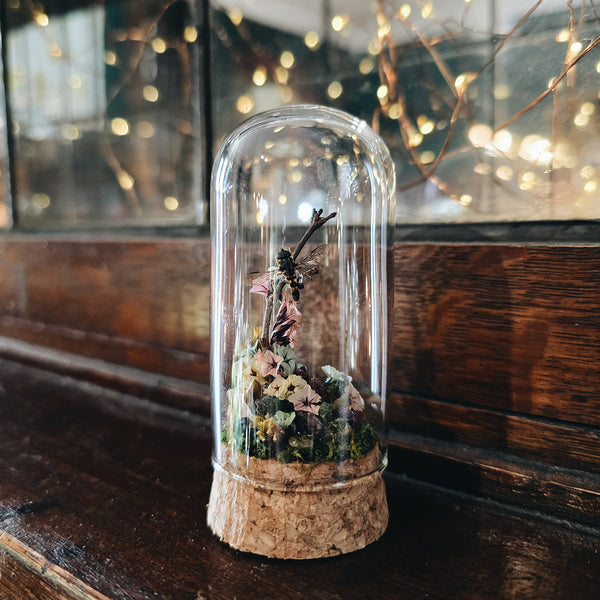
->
0, 26, 11, 228
6, 0, 203, 228
211, 0, 600, 224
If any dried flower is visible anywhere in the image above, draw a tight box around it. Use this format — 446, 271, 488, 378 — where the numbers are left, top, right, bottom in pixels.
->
289, 384, 322, 415
252, 415, 283, 441
271, 344, 299, 376
249, 272, 271, 296
253, 349, 284, 378
270, 297, 302, 347
265, 375, 291, 399
334, 383, 365, 412
321, 364, 347, 382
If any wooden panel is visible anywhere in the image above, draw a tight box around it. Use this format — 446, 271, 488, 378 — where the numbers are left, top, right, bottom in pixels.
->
0, 237, 210, 382
392, 244, 600, 426
0, 359, 599, 600
390, 393, 600, 474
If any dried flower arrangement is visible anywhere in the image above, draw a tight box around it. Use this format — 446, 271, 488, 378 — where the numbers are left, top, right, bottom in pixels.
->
221, 208, 380, 467
208, 207, 389, 559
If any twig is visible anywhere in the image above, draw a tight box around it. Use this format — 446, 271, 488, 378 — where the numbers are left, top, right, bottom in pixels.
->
259, 208, 336, 348
292, 209, 337, 260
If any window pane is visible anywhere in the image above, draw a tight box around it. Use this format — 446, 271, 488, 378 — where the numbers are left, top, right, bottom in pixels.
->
211, 0, 600, 224
6, 0, 204, 228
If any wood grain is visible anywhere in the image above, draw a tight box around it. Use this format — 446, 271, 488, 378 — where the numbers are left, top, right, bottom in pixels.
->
3, 236, 600, 518
0, 359, 599, 600
0, 237, 211, 382
392, 244, 600, 425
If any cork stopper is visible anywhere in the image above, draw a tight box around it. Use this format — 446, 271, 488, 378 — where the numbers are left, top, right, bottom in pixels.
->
207, 447, 388, 559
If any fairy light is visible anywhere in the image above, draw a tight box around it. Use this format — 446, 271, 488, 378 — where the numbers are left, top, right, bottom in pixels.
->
474, 163, 492, 175
359, 57, 375, 74
278, 194, 287, 205
32, 193, 51, 209
408, 132, 423, 147
569, 41, 582, 55
104, 50, 117, 66
327, 81, 343, 99
184, 26, 197, 43
494, 84, 511, 100
164, 196, 179, 210
388, 103, 403, 119
264, 141, 275, 149
421, 2, 433, 18
420, 150, 435, 164
252, 66, 267, 87
495, 165, 513, 181
580, 165, 596, 179
136, 121, 154, 138
455, 73, 473, 91
417, 116, 434, 135
289, 171, 303, 183
367, 39, 380, 55
460, 194, 472, 206
493, 130, 513, 153
584, 181, 597, 192
331, 14, 349, 32
117, 170, 134, 190
111, 117, 130, 136
34, 12, 49, 27
468, 123, 492, 147
555, 29, 570, 43
275, 67, 289, 84
574, 113, 589, 127
61, 124, 81, 141
152, 38, 167, 54
143, 85, 159, 102
304, 31, 320, 49
376, 85, 388, 100
227, 8, 243, 25
398, 4, 411, 20
581, 102, 595, 116
280, 51, 295, 69
236, 95, 254, 114
596, 61, 600, 73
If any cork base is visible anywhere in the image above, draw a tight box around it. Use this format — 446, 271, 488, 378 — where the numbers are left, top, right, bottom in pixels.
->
207, 449, 388, 559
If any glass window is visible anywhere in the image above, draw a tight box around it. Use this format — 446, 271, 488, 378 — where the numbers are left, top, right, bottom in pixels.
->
2, 0, 600, 228
211, 0, 600, 224
5, 0, 204, 228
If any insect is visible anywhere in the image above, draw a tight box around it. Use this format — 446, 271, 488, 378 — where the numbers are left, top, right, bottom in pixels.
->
276, 245, 327, 301
249, 245, 327, 302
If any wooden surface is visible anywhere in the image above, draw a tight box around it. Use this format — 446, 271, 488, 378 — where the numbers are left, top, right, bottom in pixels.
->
2, 236, 600, 522
0, 357, 599, 600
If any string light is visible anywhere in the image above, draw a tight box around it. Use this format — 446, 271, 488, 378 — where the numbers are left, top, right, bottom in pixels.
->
143, 85, 159, 102
111, 118, 130, 136
152, 38, 167, 54
327, 81, 343, 99
280, 51, 295, 69
252, 66, 267, 87
236, 95, 254, 114
304, 31, 320, 49
184, 27, 198, 43
164, 196, 179, 210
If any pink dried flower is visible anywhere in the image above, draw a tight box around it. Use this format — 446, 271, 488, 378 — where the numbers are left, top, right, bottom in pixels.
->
289, 384, 321, 415
249, 272, 271, 296
253, 349, 283, 378
270, 295, 302, 347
